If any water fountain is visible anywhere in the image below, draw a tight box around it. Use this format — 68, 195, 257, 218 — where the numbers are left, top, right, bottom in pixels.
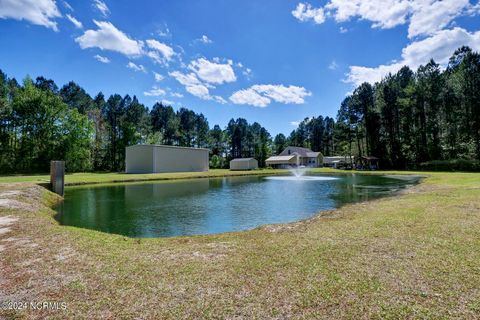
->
267, 155, 338, 181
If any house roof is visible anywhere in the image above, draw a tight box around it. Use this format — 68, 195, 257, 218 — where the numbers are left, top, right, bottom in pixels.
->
279, 146, 314, 157
266, 155, 296, 162
230, 158, 256, 162
278, 146, 322, 158
306, 152, 321, 157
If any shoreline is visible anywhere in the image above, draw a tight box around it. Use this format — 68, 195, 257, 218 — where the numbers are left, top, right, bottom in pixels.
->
1, 172, 479, 318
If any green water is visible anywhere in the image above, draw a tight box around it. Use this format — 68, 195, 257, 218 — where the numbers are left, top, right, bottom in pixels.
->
55, 174, 420, 238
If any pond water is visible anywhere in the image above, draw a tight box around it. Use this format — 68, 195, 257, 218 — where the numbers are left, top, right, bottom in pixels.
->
54, 174, 420, 238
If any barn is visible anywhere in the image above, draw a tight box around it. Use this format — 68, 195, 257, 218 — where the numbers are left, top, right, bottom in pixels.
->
229, 158, 258, 170
125, 145, 209, 173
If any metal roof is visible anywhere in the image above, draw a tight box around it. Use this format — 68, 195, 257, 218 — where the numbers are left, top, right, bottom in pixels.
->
266, 155, 296, 161
126, 144, 210, 151
230, 158, 256, 162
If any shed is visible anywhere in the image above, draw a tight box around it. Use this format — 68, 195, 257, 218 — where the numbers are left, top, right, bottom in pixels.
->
125, 145, 209, 173
229, 158, 258, 170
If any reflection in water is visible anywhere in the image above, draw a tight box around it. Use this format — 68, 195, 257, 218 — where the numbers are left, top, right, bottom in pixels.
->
55, 174, 420, 238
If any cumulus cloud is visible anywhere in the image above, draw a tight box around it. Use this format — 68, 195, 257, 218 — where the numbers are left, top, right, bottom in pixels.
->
345, 27, 480, 86
230, 88, 271, 108
66, 14, 83, 29
169, 70, 226, 103
127, 61, 146, 73
198, 35, 213, 44
292, 2, 325, 24
94, 54, 110, 63
75, 20, 144, 57
293, 0, 477, 38
93, 0, 109, 17
153, 72, 164, 82
290, 120, 301, 126
171, 92, 184, 98
146, 39, 175, 63
0, 0, 61, 31
325, 0, 410, 29
144, 86, 165, 97
189, 58, 236, 84
408, 0, 469, 38
230, 84, 311, 107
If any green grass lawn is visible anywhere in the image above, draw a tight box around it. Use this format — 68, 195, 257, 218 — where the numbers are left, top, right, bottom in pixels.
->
0, 168, 293, 185
0, 171, 479, 319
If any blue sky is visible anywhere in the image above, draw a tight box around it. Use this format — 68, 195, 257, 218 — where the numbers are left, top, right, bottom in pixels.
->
1, 0, 480, 135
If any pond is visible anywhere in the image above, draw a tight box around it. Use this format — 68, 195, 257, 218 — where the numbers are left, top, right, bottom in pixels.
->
54, 174, 420, 238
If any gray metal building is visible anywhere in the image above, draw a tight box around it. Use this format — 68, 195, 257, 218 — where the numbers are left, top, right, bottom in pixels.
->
125, 145, 209, 173
229, 158, 258, 170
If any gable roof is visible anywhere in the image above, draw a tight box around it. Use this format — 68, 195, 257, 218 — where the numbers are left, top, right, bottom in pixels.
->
306, 152, 321, 157
279, 146, 314, 157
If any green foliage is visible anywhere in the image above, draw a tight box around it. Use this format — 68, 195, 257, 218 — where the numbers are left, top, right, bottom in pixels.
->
418, 159, 480, 172
1, 45, 480, 173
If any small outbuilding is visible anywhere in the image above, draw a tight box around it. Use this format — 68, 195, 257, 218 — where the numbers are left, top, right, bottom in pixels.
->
125, 144, 209, 173
229, 158, 258, 171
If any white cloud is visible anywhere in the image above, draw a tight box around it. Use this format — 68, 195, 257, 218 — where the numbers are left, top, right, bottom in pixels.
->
75, 20, 144, 57
230, 88, 271, 107
144, 86, 166, 96
171, 92, 184, 98
290, 120, 301, 126
94, 54, 110, 63
292, 3, 325, 24
230, 84, 311, 107
93, 0, 109, 17
169, 71, 211, 99
408, 0, 469, 38
296, 0, 477, 38
188, 58, 236, 84
63, 1, 73, 11
198, 35, 213, 44
153, 72, 164, 82
325, 0, 410, 29
339, 26, 348, 33
127, 61, 146, 73
169, 70, 225, 103
0, 0, 61, 31
146, 39, 175, 63
252, 84, 312, 104
160, 99, 175, 105
66, 14, 83, 29
328, 61, 338, 70
345, 27, 480, 86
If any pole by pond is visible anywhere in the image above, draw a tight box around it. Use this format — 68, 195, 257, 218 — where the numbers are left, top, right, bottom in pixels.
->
50, 161, 65, 196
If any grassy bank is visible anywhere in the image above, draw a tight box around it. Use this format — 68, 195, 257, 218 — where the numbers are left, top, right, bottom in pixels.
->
0, 168, 294, 186
1, 172, 479, 319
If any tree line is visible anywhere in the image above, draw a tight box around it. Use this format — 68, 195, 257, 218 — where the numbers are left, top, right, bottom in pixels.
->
0, 72, 274, 173
0, 46, 479, 172
283, 46, 480, 169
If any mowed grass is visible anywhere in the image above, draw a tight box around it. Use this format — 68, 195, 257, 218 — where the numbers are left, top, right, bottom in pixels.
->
0, 168, 293, 185
0, 171, 479, 319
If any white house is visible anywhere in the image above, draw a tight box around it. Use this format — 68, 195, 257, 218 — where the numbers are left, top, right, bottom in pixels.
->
125, 145, 209, 173
266, 146, 323, 168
